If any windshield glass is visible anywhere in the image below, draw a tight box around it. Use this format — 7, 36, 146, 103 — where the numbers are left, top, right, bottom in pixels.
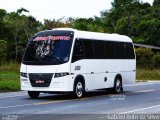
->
22, 30, 74, 65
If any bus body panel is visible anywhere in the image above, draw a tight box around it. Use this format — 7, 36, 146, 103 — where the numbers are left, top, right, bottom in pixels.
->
71, 59, 135, 90
20, 74, 74, 92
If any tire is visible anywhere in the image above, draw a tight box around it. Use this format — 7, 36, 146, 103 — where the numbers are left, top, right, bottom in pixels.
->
28, 91, 40, 98
73, 80, 84, 98
113, 77, 123, 93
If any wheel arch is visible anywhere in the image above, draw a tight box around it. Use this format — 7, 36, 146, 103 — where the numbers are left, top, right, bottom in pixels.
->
115, 74, 122, 83
113, 73, 123, 93
73, 74, 85, 91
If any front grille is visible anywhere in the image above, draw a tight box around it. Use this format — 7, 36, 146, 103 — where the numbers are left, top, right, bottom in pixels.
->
29, 73, 53, 87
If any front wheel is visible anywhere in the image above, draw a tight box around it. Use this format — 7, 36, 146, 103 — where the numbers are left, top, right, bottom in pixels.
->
113, 78, 123, 93
28, 91, 40, 98
73, 81, 84, 98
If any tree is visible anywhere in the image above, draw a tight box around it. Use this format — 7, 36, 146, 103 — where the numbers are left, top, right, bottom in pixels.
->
43, 17, 71, 30
72, 17, 105, 32
153, 0, 160, 6
0, 9, 7, 39
136, 48, 155, 69
17, 8, 29, 15
0, 40, 7, 64
4, 12, 24, 62
3, 8, 41, 62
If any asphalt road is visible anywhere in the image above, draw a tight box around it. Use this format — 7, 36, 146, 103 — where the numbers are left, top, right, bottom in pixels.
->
0, 81, 160, 120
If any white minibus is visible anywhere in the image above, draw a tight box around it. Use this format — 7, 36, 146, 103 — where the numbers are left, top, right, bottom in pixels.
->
20, 28, 136, 98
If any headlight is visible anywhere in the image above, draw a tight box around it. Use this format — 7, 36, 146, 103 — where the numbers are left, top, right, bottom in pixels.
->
20, 72, 28, 78
54, 72, 69, 78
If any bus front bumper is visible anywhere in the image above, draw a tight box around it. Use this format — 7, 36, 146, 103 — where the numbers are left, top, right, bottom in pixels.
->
20, 75, 75, 92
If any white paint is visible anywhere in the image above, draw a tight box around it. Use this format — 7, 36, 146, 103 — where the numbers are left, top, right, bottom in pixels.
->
0, 91, 27, 98
0, 94, 26, 99
124, 82, 154, 87
120, 104, 160, 114
0, 104, 32, 109
148, 81, 160, 83
0, 100, 67, 109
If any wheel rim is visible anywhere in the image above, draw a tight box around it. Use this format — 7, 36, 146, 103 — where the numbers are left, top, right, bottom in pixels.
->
115, 79, 121, 93
76, 82, 83, 98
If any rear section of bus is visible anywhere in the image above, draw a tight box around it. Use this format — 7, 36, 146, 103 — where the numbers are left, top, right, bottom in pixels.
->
20, 29, 75, 97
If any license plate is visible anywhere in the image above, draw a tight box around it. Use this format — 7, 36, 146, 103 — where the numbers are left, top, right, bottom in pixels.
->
35, 80, 44, 84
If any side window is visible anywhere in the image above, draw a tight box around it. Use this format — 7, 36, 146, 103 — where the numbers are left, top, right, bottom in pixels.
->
83, 39, 94, 59
106, 41, 117, 59
125, 43, 135, 59
93, 40, 105, 59
72, 39, 84, 62
116, 42, 125, 59
106, 41, 126, 59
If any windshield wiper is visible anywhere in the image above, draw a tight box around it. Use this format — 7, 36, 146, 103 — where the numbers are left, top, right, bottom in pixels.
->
47, 56, 63, 64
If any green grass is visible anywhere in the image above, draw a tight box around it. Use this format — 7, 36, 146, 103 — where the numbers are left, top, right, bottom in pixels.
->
0, 63, 20, 92
136, 68, 160, 80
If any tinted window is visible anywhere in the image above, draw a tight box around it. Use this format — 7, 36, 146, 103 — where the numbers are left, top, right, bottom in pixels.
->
116, 42, 125, 59
125, 43, 135, 59
106, 41, 117, 59
93, 40, 106, 59
72, 38, 135, 62
105, 41, 135, 59
83, 39, 94, 59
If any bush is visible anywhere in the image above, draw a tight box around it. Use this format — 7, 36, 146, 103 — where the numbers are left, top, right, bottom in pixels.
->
135, 48, 155, 69
153, 52, 160, 67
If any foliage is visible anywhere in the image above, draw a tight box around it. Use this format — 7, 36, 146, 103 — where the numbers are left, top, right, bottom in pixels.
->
1, 8, 41, 63
43, 17, 73, 30
135, 48, 155, 69
153, 52, 160, 67
0, 0, 160, 63
72, 17, 105, 32
153, 0, 160, 6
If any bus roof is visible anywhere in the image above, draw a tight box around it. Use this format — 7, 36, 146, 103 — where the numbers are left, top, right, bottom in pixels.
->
50, 28, 132, 43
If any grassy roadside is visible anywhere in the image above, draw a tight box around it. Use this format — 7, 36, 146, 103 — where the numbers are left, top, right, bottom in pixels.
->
136, 68, 160, 81
0, 63, 160, 92
0, 63, 20, 92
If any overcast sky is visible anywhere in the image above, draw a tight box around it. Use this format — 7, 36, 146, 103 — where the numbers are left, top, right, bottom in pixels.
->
0, 0, 154, 22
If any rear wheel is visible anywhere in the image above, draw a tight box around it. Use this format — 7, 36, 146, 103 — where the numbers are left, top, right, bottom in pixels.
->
73, 80, 84, 98
113, 78, 123, 93
28, 91, 40, 98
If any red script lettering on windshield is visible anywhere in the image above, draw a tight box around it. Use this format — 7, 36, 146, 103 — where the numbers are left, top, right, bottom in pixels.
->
33, 36, 71, 41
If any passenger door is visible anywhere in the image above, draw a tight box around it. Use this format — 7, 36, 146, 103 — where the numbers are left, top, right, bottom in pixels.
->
71, 39, 85, 75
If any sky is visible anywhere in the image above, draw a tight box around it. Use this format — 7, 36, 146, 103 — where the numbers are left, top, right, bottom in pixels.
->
0, 0, 154, 22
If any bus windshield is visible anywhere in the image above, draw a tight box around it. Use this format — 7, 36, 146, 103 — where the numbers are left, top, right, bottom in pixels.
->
22, 30, 74, 65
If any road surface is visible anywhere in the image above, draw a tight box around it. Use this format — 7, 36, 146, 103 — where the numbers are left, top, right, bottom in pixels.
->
0, 81, 160, 120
